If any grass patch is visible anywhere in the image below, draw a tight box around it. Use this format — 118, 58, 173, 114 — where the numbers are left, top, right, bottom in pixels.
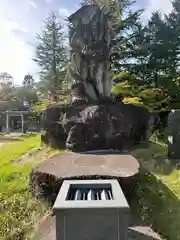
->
0, 133, 38, 142
0, 136, 22, 142
0, 134, 60, 240
13, 146, 67, 165
131, 142, 180, 240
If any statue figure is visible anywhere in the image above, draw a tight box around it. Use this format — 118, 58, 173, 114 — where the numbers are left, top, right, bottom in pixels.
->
68, 5, 112, 103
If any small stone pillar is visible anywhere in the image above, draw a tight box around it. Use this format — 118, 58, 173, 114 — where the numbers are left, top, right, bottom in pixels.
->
168, 109, 180, 159
6, 111, 9, 133
21, 113, 24, 133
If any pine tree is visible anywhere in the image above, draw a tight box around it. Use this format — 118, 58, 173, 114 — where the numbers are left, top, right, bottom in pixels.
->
145, 12, 170, 87
119, 11, 174, 87
23, 74, 35, 86
166, 0, 180, 76
162, 0, 180, 105
117, 23, 151, 84
33, 12, 68, 100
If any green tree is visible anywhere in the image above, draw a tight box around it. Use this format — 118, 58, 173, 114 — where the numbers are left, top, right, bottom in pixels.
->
162, 0, 180, 106
33, 12, 68, 100
145, 12, 171, 87
165, 0, 180, 77
0, 83, 39, 110
13, 87, 39, 107
117, 10, 177, 88
23, 74, 35, 86
115, 23, 150, 83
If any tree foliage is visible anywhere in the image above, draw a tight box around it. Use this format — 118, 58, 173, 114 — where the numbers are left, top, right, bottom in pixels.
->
108, 0, 180, 114
0, 84, 39, 111
33, 12, 68, 100
23, 74, 35, 86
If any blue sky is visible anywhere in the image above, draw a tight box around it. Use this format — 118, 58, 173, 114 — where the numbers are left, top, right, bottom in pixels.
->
0, 0, 173, 85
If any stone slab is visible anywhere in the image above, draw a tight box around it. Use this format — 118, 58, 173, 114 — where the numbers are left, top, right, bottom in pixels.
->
29, 152, 140, 203
34, 152, 139, 179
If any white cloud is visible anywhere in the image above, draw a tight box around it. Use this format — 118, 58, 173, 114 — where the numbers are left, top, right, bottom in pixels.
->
142, 0, 173, 22
59, 8, 71, 18
0, 16, 37, 85
29, 0, 38, 9
148, 0, 173, 14
0, 1, 78, 85
7, 20, 28, 33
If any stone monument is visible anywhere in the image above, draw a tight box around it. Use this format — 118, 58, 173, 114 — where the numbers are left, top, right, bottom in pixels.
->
41, 4, 159, 152
168, 109, 180, 159
68, 4, 111, 104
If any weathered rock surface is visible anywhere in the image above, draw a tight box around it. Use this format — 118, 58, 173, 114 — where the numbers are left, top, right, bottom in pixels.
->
41, 102, 157, 151
29, 152, 140, 204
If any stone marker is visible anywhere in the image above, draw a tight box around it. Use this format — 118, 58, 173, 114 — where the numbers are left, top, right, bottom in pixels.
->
53, 179, 130, 240
168, 109, 180, 159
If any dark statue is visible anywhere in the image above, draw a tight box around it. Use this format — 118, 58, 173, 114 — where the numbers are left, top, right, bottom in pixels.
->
41, 5, 159, 152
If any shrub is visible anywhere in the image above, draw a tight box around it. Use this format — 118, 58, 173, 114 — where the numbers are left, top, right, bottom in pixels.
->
123, 97, 144, 107
112, 71, 136, 83
111, 81, 138, 97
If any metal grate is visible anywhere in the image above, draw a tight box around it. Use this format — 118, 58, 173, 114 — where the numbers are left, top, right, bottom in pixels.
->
67, 188, 113, 201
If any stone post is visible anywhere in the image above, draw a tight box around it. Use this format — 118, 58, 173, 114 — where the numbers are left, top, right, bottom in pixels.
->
21, 113, 24, 133
168, 109, 180, 159
6, 111, 9, 133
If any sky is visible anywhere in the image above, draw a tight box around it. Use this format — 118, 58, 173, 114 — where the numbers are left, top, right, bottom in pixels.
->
0, 0, 173, 85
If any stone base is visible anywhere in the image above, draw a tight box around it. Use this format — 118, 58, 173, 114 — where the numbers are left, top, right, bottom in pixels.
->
32, 214, 162, 240
41, 103, 155, 151
29, 151, 140, 204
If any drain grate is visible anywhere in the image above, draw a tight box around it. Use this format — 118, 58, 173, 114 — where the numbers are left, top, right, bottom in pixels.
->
67, 188, 113, 201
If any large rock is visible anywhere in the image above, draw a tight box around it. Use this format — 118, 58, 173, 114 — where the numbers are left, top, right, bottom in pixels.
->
168, 109, 180, 159
41, 102, 158, 151
41, 103, 88, 148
